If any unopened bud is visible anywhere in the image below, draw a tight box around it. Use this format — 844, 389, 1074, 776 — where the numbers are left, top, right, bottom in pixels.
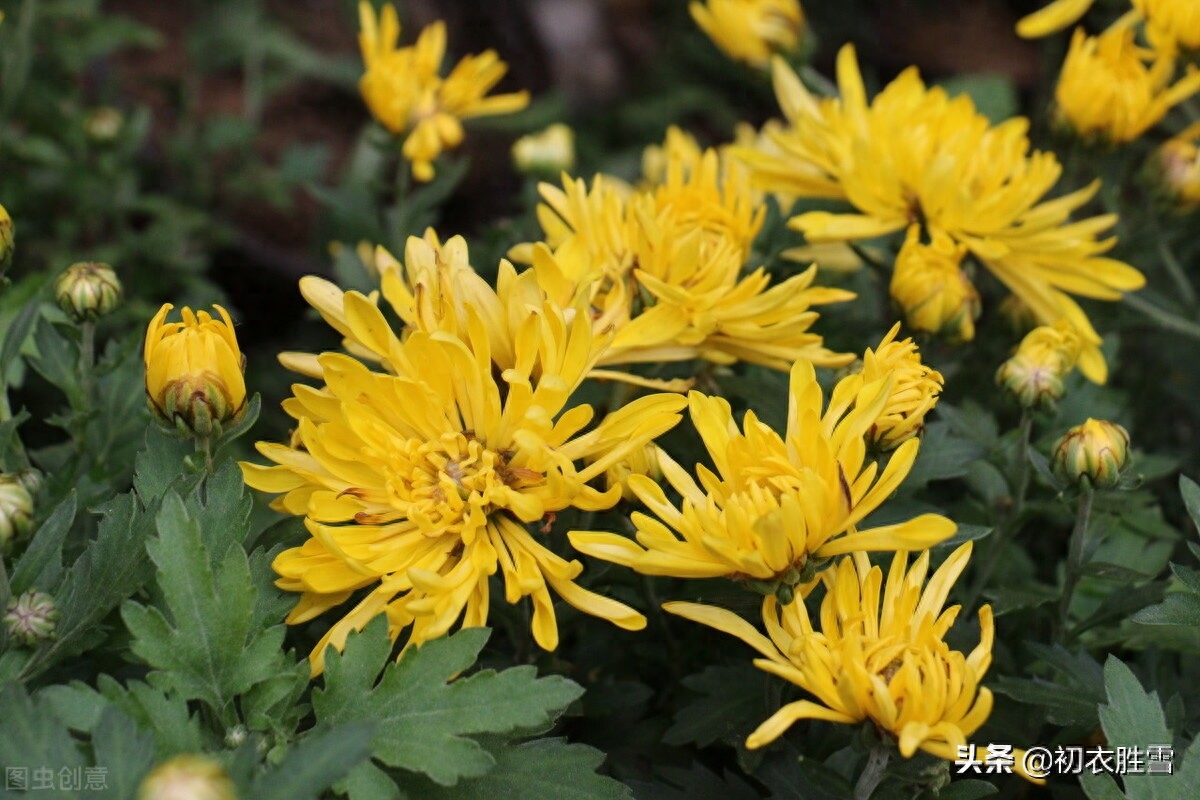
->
1150, 125, 1200, 210
0, 474, 33, 554
512, 124, 575, 176
84, 107, 124, 143
138, 755, 237, 800
996, 320, 1082, 409
1051, 419, 1131, 489
55, 262, 122, 322
890, 226, 980, 342
4, 590, 58, 646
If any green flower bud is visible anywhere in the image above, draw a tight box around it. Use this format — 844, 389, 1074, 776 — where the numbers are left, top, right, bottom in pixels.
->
995, 355, 1065, 410
4, 590, 58, 646
1051, 418, 1131, 489
55, 262, 122, 322
138, 755, 237, 800
0, 474, 33, 554
84, 107, 124, 143
15, 467, 43, 498
0, 203, 14, 275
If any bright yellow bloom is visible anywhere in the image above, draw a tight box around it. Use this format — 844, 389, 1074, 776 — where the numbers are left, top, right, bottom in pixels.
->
144, 304, 247, 438
1055, 22, 1200, 144
1016, 0, 1096, 38
1133, 0, 1200, 53
1153, 121, 1200, 208
663, 543, 1040, 781
570, 359, 955, 594
890, 226, 980, 343
511, 130, 854, 375
604, 443, 662, 503
512, 123, 575, 175
1052, 418, 1131, 489
690, 0, 805, 67
856, 323, 944, 450
243, 258, 687, 675
995, 319, 1082, 409
357, 2, 529, 181
736, 45, 1145, 383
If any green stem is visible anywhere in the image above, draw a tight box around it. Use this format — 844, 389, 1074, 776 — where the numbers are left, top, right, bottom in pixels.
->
79, 319, 95, 404
1157, 239, 1197, 308
854, 746, 890, 800
1124, 293, 1200, 340
1057, 485, 1095, 643
196, 436, 214, 475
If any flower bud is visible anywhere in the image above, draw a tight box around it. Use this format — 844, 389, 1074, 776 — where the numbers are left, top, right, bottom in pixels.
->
996, 320, 1081, 409
145, 304, 247, 439
4, 590, 58, 646
604, 444, 662, 502
1150, 123, 1200, 210
890, 226, 980, 342
858, 323, 944, 450
55, 262, 122, 322
0, 474, 33, 554
138, 755, 237, 800
14, 467, 43, 498
512, 124, 575, 176
0, 203, 14, 274
84, 107, 124, 143
1051, 418, 1130, 489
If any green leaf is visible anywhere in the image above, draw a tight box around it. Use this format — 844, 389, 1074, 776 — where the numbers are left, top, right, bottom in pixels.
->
991, 676, 1099, 727
90, 706, 155, 800
27, 317, 82, 408
0, 684, 86, 794
1181, 476, 1200, 538
132, 425, 195, 502
121, 490, 288, 718
8, 490, 76, 594
410, 739, 632, 800
337, 762, 405, 800
184, 459, 254, 565
1080, 772, 1128, 800
1132, 592, 1200, 626
937, 74, 1018, 124
248, 723, 376, 800
0, 294, 42, 379
918, 780, 998, 800
663, 664, 770, 747
314, 619, 584, 786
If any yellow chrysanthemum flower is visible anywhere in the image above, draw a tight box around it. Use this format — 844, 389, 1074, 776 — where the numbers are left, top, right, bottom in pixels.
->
1153, 120, 1200, 208
890, 226, 980, 343
736, 44, 1145, 383
242, 261, 687, 675
1054, 21, 1200, 144
665, 544, 1039, 782
689, 0, 805, 68
569, 359, 955, 594
357, 2, 529, 181
144, 304, 247, 439
1133, 0, 1200, 53
855, 323, 944, 450
996, 319, 1082, 409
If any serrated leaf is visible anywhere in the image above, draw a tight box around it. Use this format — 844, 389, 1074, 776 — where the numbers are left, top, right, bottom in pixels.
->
663, 664, 769, 747
314, 619, 584, 786
184, 459, 254, 565
1097, 657, 1181, 800
991, 677, 1099, 727
628, 764, 760, 800
132, 425, 195, 501
412, 739, 632, 800
756, 744, 853, 800
0, 684, 86, 795
27, 317, 82, 407
90, 706, 155, 800
8, 490, 76, 594
338, 761, 406, 800
248, 723, 376, 800
121, 491, 288, 717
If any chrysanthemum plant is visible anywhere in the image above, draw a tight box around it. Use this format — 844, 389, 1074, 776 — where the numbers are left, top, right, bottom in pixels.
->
4, 1, 1200, 798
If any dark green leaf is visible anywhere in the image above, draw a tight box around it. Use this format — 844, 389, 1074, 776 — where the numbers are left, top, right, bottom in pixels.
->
8, 490, 75, 594
1181, 476, 1200, 538
919, 780, 998, 800
248, 723, 376, 800
90, 706, 155, 800
1132, 592, 1200, 626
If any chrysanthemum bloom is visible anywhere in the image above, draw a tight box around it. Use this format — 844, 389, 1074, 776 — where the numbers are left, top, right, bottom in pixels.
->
735, 45, 1145, 383
890, 226, 980, 343
243, 264, 687, 674
570, 359, 955, 596
358, 2, 529, 181
855, 324, 944, 450
1054, 21, 1200, 144
1018, 0, 1200, 52
662, 544, 1040, 781
690, 0, 805, 67
605, 443, 662, 503
1152, 121, 1200, 209
511, 132, 854, 374
1052, 418, 1131, 489
995, 319, 1082, 409
145, 304, 247, 439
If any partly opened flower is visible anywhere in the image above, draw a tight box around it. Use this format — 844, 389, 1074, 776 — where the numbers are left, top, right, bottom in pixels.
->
1152, 120, 1200, 209
856, 323, 944, 450
1054, 21, 1200, 144
664, 543, 1038, 781
690, 0, 805, 67
145, 304, 247, 439
890, 225, 980, 342
735, 44, 1145, 382
243, 259, 687, 674
358, 2, 529, 180
995, 319, 1082, 409
570, 358, 955, 595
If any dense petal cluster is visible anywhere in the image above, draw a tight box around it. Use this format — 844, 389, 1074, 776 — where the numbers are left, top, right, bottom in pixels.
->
570, 338, 952, 594
689, 0, 805, 68
736, 45, 1145, 382
243, 237, 687, 674
511, 128, 853, 376
1054, 21, 1200, 144
358, 2, 529, 181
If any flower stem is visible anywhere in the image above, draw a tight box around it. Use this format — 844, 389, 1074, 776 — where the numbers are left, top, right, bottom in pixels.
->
1124, 293, 1200, 340
79, 319, 95, 403
1057, 485, 1094, 643
196, 436, 214, 475
854, 746, 890, 800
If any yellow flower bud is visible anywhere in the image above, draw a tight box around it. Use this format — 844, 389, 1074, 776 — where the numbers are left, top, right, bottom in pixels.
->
689, 0, 805, 68
890, 226, 980, 342
859, 323, 944, 450
604, 444, 662, 502
1051, 418, 1130, 489
1150, 122, 1200, 210
144, 304, 247, 439
0, 474, 33, 555
55, 262, 122, 322
996, 320, 1081, 409
84, 107, 124, 143
0, 203, 13, 274
512, 124, 575, 176
138, 755, 237, 800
